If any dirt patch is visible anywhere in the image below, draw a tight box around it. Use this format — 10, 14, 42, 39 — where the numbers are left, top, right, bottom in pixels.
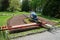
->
7, 15, 56, 26
7, 15, 26, 26
7, 14, 56, 33
38, 17, 56, 26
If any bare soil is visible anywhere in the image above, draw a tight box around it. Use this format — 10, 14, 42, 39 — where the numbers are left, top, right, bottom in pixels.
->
7, 15, 56, 26
7, 15, 56, 33
7, 15, 26, 26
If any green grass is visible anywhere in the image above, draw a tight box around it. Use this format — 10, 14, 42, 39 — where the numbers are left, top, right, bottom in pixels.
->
0, 12, 60, 27
0, 16, 12, 26
37, 13, 60, 23
37, 13, 60, 27
0, 12, 29, 26
0, 11, 29, 16
9, 28, 47, 38
0, 12, 60, 39
0, 30, 9, 40
9, 18, 47, 38
0, 12, 30, 40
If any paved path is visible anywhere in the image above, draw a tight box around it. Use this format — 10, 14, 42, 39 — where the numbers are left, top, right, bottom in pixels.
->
11, 29, 60, 40
8, 14, 58, 40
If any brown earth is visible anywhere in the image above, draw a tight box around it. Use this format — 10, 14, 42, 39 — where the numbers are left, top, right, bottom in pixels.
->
7, 15, 56, 26
7, 14, 56, 33
38, 17, 56, 26
7, 15, 26, 26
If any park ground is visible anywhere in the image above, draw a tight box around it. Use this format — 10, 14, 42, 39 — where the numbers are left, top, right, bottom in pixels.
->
0, 12, 60, 40
0, 12, 29, 26
0, 12, 60, 27
11, 29, 60, 40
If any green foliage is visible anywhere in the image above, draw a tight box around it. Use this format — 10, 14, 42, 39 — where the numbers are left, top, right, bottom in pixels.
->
0, 30, 9, 40
42, 0, 60, 18
0, 0, 47, 12
0, 0, 9, 11
9, 28, 46, 38
22, 0, 30, 12
0, 12, 29, 26
30, 0, 40, 11
41, 0, 47, 8
7, 0, 21, 12
0, 16, 11, 26
0, 0, 2, 9
29, 0, 47, 12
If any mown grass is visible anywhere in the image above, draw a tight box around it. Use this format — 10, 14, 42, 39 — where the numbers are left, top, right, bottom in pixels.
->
0, 16, 12, 26
0, 12, 60, 27
9, 28, 47, 39
0, 12, 30, 40
37, 13, 60, 27
0, 12, 29, 26
0, 30, 9, 40
0, 12, 60, 40
37, 13, 60, 23
9, 18, 47, 38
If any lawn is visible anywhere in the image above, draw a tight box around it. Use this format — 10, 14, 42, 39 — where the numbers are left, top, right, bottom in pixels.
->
0, 12, 30, 40
0, 12, 60, 26
8, 18, 47, 38
9, 28, 47, 39
0, 12, 60, 27
37, 13, 60, 23
0, 12, 60, 40
0, 16, 12, 26
0, 12, 29, 26
37, 13, 60, 27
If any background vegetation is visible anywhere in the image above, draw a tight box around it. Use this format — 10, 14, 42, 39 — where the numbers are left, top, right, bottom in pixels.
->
0, 0, 60, 40
0, 0, 60, 26
42, 0, 60, 18
0, 0, 60, 18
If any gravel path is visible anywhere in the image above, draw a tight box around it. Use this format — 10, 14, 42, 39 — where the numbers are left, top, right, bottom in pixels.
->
11, 29, 60, 40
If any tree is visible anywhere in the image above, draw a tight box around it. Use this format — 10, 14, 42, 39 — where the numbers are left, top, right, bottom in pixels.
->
30, 0, 39, 11
0, 0, 2, 11
8, 0, 20, 12
0, 0, 9, 11
42, 0, 60, 18
22, 0, 30, 12
29, 0, 47, 12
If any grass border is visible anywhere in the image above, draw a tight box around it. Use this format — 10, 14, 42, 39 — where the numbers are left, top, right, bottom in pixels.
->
9, 28, 47, 39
